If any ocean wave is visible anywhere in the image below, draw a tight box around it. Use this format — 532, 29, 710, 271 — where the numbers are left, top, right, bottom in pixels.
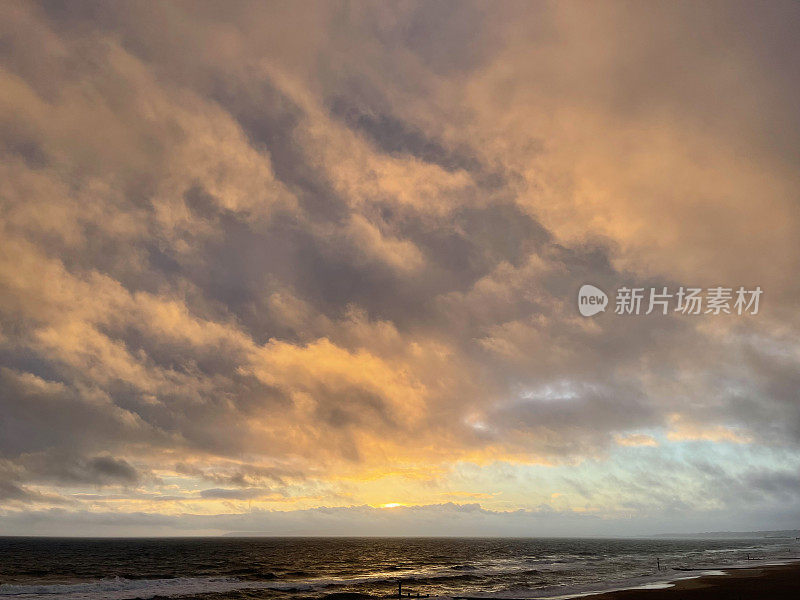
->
0, 567, 525, 600
2, 541, 795, 600
0, 576, 281, 600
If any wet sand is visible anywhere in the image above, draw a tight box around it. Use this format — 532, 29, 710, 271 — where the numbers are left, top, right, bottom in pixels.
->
589, 562, 800, 600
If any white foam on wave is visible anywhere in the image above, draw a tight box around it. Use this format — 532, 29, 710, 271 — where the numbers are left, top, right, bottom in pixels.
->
0, 566, 492, 600
455, 567, 734, 600
0, 576, 297, 600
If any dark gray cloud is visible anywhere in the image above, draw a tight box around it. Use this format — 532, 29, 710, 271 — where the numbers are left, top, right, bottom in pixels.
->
328, 96, 482, 174
26, 454, 140, 486
0, 481, 57, 504
199, 488, 272, 500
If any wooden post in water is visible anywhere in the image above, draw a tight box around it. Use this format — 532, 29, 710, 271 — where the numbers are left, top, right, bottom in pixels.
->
398, 580, 402, 600
656, 557, 661, 571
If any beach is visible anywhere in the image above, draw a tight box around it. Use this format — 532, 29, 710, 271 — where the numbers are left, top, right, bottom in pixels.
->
589, 562, 800, 600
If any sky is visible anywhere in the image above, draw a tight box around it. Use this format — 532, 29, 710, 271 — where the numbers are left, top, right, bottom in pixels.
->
1, 0, 800, 537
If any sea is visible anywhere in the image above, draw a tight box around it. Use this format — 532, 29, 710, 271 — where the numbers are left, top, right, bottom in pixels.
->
0, 537, 798, 600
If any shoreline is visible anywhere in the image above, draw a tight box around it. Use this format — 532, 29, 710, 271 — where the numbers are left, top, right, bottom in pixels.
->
588, 562, 800, 599
449, 560, 800, 600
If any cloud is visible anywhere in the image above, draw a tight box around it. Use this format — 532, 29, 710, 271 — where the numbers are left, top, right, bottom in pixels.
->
18, 453, 141, 487
0, 502, 655, 537
615, 434, 658, 448
0, 481, 66, 505
198, 488, 274, 500
2, 495, 798, 537
666, 414, 752, 444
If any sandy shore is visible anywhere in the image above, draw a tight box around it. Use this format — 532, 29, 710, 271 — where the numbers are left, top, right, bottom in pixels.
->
587, 562, 800, 599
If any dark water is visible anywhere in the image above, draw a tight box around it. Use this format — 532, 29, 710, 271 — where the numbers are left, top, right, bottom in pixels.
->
0, 537, 797, 600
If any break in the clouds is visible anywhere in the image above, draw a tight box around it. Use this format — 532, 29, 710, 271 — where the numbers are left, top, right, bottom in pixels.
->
1, 0, 800, 536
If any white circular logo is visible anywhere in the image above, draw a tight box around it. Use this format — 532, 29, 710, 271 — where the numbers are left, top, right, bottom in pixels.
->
578, 284, 608, 317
